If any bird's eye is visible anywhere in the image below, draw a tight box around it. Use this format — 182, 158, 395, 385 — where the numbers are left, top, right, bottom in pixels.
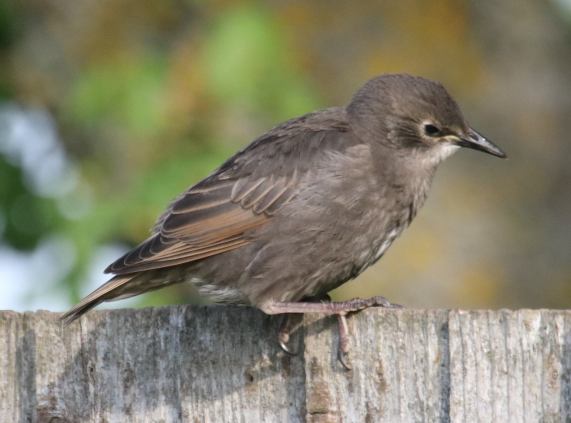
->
424, 124, 441, 137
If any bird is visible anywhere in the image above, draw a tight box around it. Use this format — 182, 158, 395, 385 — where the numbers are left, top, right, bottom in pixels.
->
62, 73, 506, 368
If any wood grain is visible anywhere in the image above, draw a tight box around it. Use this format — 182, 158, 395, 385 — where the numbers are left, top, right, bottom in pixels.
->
1, 307, 570, 422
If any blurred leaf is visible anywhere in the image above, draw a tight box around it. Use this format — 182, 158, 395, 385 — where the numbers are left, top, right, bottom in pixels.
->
203, 6, 318, 119
66, 56, 168, 138
0, 157, 61, 250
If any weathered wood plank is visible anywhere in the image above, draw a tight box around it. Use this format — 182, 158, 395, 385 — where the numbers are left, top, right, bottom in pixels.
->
1, 307, 570, 422
302, 309, 450, 422
0, 307, 305, 423
448, 310, 571, 423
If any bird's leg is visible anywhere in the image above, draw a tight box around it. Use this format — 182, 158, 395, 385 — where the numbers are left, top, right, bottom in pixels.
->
337, 313, 352, 370
277, 295, 330, 355
263, 295, 402, 369
262, 295, 401, 315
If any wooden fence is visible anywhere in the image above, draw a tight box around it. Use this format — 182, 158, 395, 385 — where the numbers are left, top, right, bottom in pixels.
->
1, 307, 571, 422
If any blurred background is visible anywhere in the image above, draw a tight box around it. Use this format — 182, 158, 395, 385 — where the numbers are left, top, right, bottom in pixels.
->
1, 0, 570, 312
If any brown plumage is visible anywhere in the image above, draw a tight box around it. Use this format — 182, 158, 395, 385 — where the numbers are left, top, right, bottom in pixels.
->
62, 74, 506, 366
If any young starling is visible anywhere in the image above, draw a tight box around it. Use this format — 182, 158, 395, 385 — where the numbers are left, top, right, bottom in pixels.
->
62, 74, 506, 367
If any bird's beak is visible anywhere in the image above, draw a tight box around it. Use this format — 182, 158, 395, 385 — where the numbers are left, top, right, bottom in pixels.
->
454, 128, 507, 159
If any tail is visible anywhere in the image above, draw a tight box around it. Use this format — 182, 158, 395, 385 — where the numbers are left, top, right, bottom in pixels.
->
60, 275, 136, 325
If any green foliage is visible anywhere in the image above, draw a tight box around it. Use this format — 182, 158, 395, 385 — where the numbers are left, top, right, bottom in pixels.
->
0, 0, 16, 51
204, 6, 318, 119
66, 56, 168, 138
0, 158, 61, 250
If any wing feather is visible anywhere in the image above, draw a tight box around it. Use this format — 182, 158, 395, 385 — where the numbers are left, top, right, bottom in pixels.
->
105, 176, 286, 274
105, 107, 352, 275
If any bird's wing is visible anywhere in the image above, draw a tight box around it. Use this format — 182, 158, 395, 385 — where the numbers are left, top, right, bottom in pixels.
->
105, 108, 353, 275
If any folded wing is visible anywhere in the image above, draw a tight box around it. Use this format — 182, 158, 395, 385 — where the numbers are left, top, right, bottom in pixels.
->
105, 107, 350, 275
105, 172, 297, 274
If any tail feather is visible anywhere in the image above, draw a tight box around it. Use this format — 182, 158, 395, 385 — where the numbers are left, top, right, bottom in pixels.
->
60, 275, 135, 325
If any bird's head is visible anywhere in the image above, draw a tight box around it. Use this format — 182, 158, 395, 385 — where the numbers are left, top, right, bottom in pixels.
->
347, 74, 507, 165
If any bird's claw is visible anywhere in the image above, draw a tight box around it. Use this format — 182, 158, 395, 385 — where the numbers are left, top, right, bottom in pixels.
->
337, 313, 352, 370
339, 295, 402, 314
278, 314, 301, 355
368, 295, 403, 309
278, 330, 297, 355
275, 296, 402, 368
338, 349, 352, 370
